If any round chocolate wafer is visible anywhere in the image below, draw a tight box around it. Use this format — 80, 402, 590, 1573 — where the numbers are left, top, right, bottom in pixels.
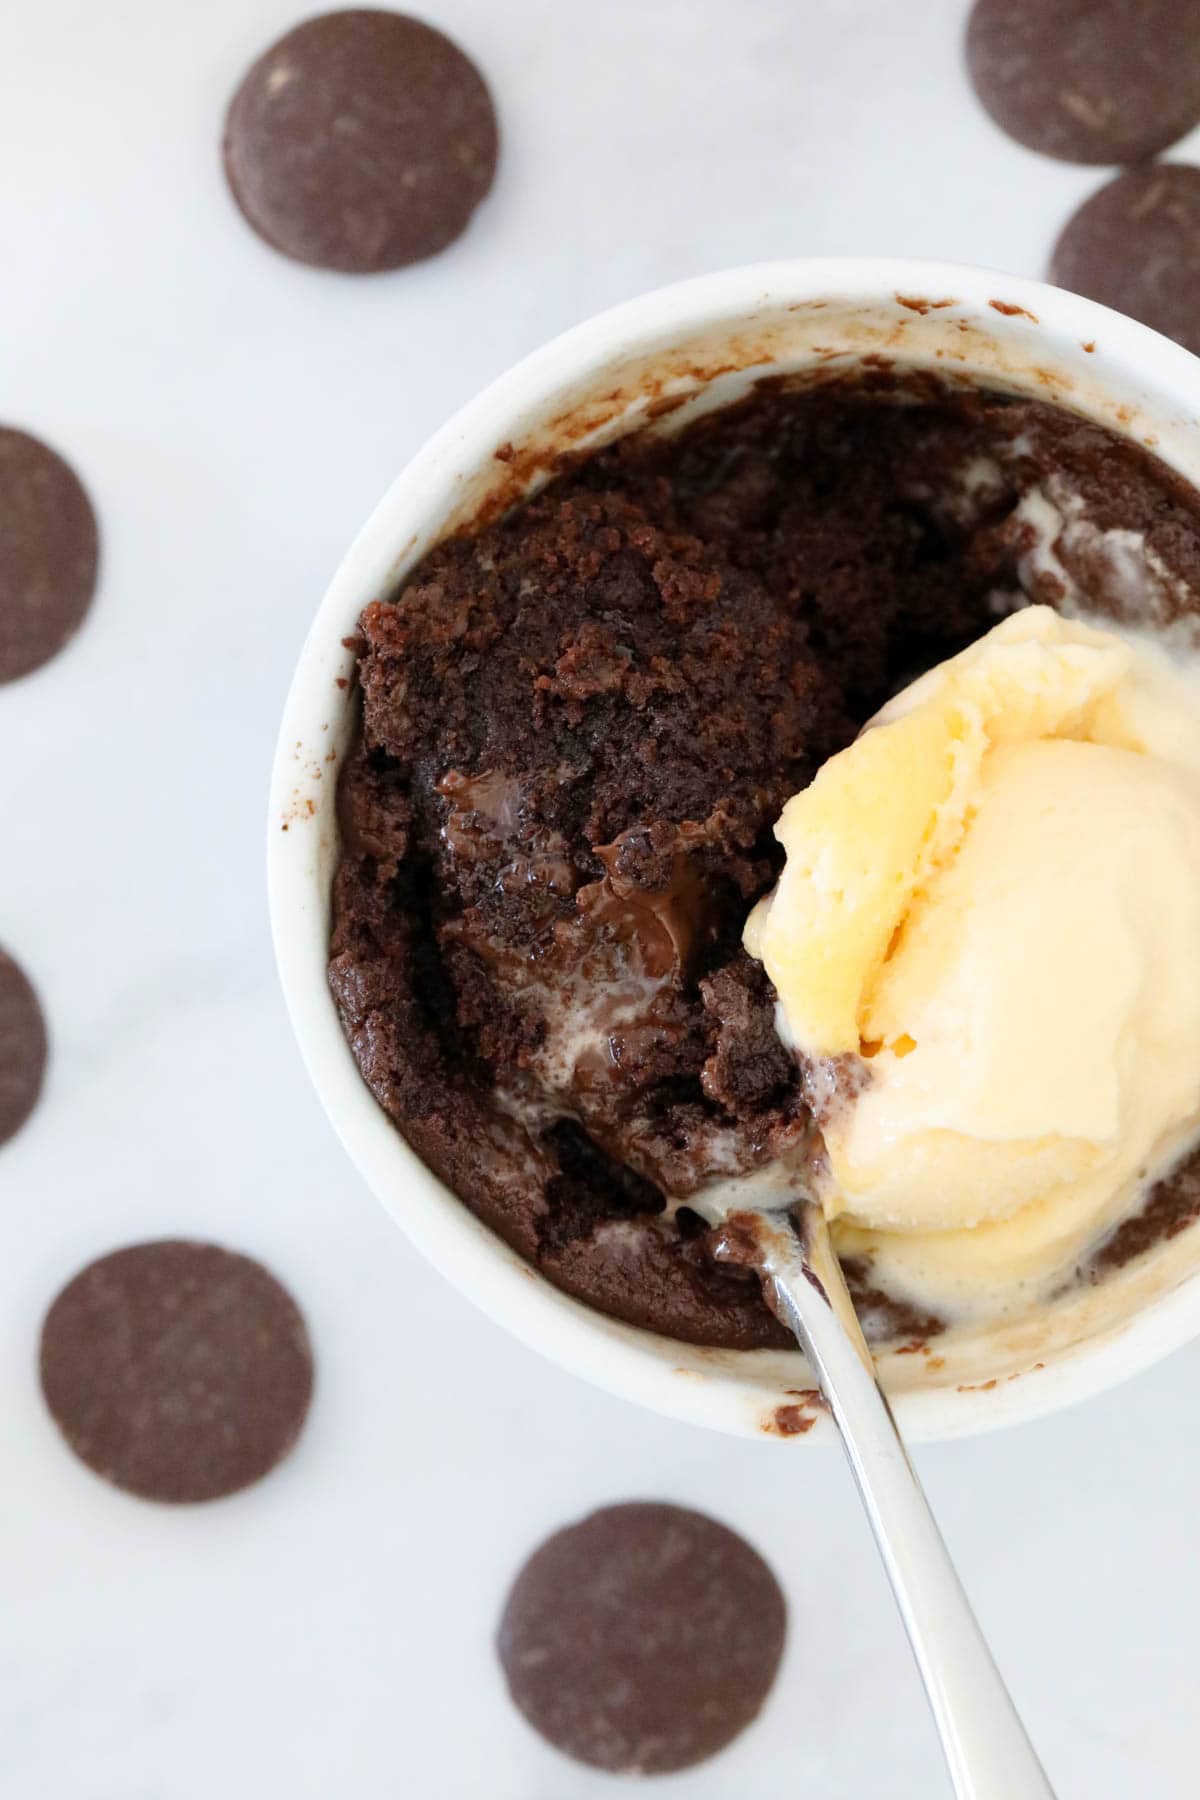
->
966, 0, 1200, 166
223, 9, 498, 272
497, 1502, 786, 1773
0, 428, 98, 683
1051, 164, 1200, 357
40, 1241, 313, 1503
0, 948, 47, 1146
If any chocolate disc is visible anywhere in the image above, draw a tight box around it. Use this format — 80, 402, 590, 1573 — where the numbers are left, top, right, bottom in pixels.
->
496, 1502, 786, 1773
0, 428, 98, 682
222, 9, 498, 272
0, 949, 47, 1146
40, 1241, 314, 1503
966, 0, 1200, 165
1051, 164, 1200, 358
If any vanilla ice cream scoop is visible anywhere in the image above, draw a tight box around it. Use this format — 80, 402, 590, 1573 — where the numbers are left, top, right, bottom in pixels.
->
744, 606, 1200, 1317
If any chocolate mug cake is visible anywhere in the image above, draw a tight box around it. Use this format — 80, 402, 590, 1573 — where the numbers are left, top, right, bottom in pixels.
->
327, 371, 1200, 1350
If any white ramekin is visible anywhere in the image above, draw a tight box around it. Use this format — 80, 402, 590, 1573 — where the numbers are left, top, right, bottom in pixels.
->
269, 257, 1200, 1443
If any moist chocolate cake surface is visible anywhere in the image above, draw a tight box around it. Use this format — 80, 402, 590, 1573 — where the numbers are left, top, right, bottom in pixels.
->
328, 375, 1200, 1349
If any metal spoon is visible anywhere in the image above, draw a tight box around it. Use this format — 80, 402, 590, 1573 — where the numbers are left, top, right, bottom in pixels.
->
701, 1193, 1057, 1800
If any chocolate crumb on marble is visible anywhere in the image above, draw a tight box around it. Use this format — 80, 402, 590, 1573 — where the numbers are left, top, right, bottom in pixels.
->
40, 1241, 313, 1503
497, 1502, 786, 1774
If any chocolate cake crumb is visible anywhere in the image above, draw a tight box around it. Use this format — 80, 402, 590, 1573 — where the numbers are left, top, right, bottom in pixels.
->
1089, 1142, 1200, 1276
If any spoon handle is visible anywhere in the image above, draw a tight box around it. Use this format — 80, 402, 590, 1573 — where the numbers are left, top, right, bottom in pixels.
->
766, 1204, 1056, 1800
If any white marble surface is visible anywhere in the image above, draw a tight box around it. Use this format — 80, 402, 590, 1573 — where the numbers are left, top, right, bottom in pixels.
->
2, 1, 1199, 1794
